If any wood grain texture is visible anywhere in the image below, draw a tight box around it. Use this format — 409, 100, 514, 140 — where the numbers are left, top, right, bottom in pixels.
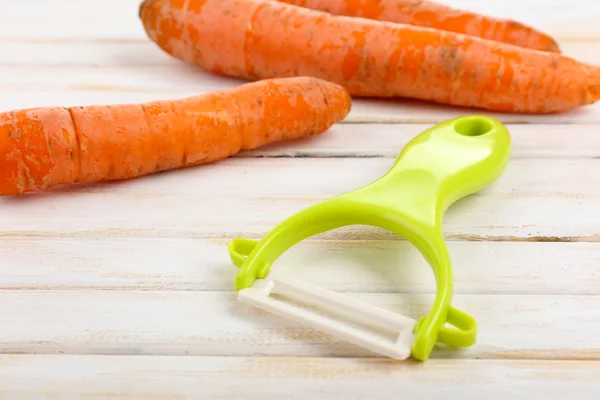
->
1, 238, 600, 295
0, 158, 597, 240
0, 355, 598, 400
1, 290, 599, 359
1, 356, 600, 400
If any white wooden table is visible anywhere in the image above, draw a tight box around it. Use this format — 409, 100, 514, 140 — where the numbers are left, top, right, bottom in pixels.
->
1, 1, 600, 398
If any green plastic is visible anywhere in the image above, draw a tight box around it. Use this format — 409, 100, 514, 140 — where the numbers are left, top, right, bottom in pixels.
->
228, 115, 511, 361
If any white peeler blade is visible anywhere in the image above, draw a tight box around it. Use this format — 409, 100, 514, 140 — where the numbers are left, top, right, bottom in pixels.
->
238, 273, 417, 360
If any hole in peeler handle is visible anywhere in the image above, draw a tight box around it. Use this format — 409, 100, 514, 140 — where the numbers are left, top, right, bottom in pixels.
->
452, 116, 495, 137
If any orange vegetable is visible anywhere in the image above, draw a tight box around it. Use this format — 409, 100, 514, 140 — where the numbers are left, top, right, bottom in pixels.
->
0, 77, 351, 196
276, 0, 560, 52
139, 0, 600, 114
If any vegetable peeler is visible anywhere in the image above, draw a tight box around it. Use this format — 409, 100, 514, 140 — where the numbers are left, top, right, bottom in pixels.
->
227, 115, 511, 361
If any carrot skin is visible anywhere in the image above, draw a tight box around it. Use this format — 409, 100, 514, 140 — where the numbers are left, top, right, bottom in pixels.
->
0, 77, 351, 195
139, 0, 600, 114
0, 108, 80, 194
276, 0, 561, 52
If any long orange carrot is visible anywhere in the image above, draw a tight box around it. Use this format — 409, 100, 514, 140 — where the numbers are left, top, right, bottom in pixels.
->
0, 77, 351, 196
139, 0, 600, 114
276, 0, 561, 52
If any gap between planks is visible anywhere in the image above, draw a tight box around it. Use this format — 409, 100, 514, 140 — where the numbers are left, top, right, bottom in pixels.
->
1, 238, 599, 295
234, 123, 600, 160
0, 157, 597, 241
0, 231, 598, 242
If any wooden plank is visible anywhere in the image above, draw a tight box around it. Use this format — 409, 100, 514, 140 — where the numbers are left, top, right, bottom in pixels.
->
349, 99, 600, 124
241, 123, 600, 159
2, 62, 600, 124
1, 355, 599, 400
1, 290, 599, 359
0, 42, 180, 67
0, 66, 237, 93
1, 238, 599, 295
0, 158, 598, 240
0, 19, 142, 43
2, 0, 599, 40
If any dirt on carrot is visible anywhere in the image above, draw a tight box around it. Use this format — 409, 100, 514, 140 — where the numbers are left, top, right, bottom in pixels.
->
0, 77, 351, 196
276, 0, 561, 52
139, 0, 600, 114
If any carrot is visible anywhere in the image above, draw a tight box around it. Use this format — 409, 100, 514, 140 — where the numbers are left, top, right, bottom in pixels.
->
276, 0, 561, 52
139, 0, 600, 114
0, 77, 351, 196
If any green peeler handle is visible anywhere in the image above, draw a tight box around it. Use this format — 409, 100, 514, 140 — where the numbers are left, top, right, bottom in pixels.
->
229, 115, 511, 361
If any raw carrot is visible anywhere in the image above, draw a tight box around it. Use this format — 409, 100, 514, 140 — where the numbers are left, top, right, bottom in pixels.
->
0, 77, 351, 196
139, 0, 600, 114
276, 0, 561, 52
